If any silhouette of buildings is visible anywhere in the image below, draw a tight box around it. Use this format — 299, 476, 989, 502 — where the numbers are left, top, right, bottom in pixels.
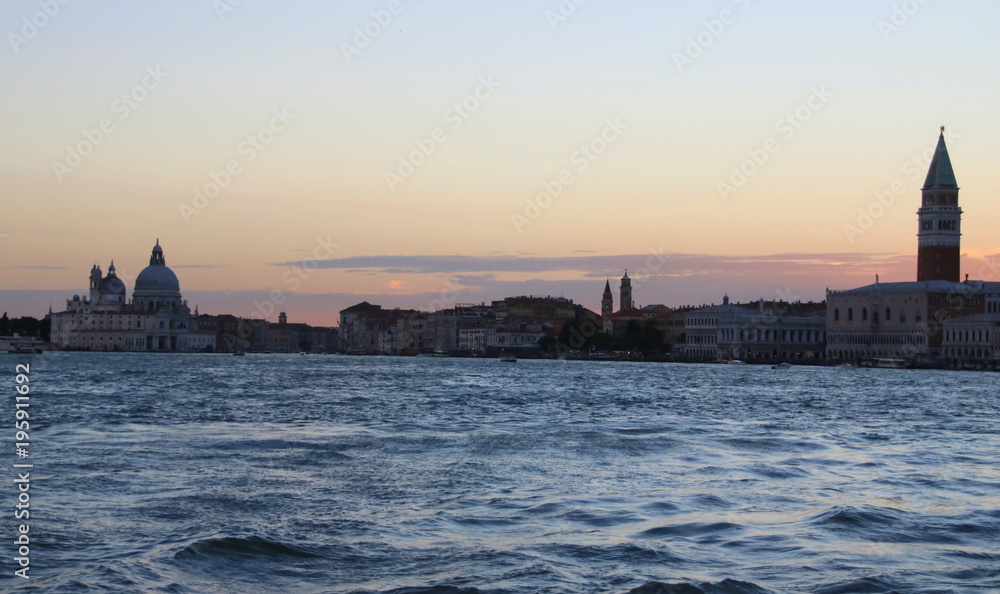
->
50, 241, 215, 351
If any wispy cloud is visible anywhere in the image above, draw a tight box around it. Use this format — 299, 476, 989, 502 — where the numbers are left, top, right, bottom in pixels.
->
273, 252, 911, 278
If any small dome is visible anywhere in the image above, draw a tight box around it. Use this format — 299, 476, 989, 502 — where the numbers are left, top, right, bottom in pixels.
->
101, 276, 127, 295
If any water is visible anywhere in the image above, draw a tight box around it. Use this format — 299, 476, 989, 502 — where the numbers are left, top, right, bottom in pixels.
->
3, 353, 999, 593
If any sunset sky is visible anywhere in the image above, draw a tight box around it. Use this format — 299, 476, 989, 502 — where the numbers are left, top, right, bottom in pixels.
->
2, 0, 999, 326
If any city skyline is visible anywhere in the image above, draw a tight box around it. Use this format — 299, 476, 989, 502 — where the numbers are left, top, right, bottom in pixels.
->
3, 1, 1000, 326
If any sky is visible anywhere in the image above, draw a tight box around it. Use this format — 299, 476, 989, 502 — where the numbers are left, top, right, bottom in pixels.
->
2, 0, 999, 326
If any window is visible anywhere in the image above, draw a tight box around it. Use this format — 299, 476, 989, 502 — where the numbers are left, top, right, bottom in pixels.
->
834, 309, 840, 322
862, 308, 868, 322
848, 308, 854, 322
886, 307, 891, 322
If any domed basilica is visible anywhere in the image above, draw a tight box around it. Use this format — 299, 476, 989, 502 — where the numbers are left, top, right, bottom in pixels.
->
50, 241, 215, 351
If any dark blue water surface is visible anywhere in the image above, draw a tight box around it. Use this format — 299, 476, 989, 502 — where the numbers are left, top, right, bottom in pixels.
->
3, 353, 999, 593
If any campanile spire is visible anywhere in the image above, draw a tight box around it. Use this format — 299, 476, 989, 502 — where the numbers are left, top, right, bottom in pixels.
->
917, 128, 961, 282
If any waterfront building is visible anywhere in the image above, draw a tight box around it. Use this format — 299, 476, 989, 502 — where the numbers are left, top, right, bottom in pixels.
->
494, 296, 576, 320
722, 314, 826, 363
942, 313, 1000, 369
682, 296, 826, 362
50, 241, 215, 352
826, 129, 1000, 364
682, 295, 755, 360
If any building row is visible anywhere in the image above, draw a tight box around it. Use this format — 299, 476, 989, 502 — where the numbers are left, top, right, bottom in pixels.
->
49, 242, 337, 353
338, 297, 582, 356
48, 130, 1000, 368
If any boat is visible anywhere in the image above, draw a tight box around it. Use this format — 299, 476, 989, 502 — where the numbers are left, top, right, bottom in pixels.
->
7, 340, 45, 354
859, 357, 906, 369
871, 358, 906, 369
728, 360, 747, 365
233, 351, 246, 356
499, 352, 517, 363
771, 362, 792, 370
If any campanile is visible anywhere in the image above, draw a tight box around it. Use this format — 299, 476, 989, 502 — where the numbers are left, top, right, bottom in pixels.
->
917, 128, 961, 282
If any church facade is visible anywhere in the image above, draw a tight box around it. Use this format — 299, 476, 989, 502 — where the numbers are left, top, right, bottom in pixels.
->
50, 241, 215, 352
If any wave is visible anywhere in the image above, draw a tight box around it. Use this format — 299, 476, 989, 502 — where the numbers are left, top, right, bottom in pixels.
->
174, 535, 320, 560
628, 579, 774, 594
634, 521, 742, 539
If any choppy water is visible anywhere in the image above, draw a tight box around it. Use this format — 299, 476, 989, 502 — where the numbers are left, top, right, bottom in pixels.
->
3, 353, 999, 593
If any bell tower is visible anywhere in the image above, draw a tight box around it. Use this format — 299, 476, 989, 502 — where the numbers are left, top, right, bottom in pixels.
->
917, 128, 961, 283
619, 270, 633, 311
601, 279, 613, 317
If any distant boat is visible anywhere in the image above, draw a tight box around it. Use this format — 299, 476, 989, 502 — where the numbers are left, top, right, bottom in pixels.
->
728, 360, 746, 365
871, 358, 906, 369
499, 353, 517, 363
771, 362, 792, 370
233, 351, 246, 356
7, 341, 45, 354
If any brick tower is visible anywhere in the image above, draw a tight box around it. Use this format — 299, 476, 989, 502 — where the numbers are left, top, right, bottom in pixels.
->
917, 128, 961, 282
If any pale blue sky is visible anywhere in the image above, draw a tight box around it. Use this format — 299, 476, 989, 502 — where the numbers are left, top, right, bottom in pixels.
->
2, 1, 998, 324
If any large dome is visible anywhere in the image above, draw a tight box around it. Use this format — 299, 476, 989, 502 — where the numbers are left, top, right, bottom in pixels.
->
135, 265, 179, 291
134, 240, 180, 293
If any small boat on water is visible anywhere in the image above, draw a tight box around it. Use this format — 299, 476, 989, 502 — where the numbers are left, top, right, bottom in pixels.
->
499, 353, 517, 363
233, 351, 246, 356
771, 362, 792, 370
728, 359, 746, 365
6, 340, 46, 354
861, 358, 906, 369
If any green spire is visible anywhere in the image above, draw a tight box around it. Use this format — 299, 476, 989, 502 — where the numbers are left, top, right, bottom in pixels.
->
923, 127, 958, 189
